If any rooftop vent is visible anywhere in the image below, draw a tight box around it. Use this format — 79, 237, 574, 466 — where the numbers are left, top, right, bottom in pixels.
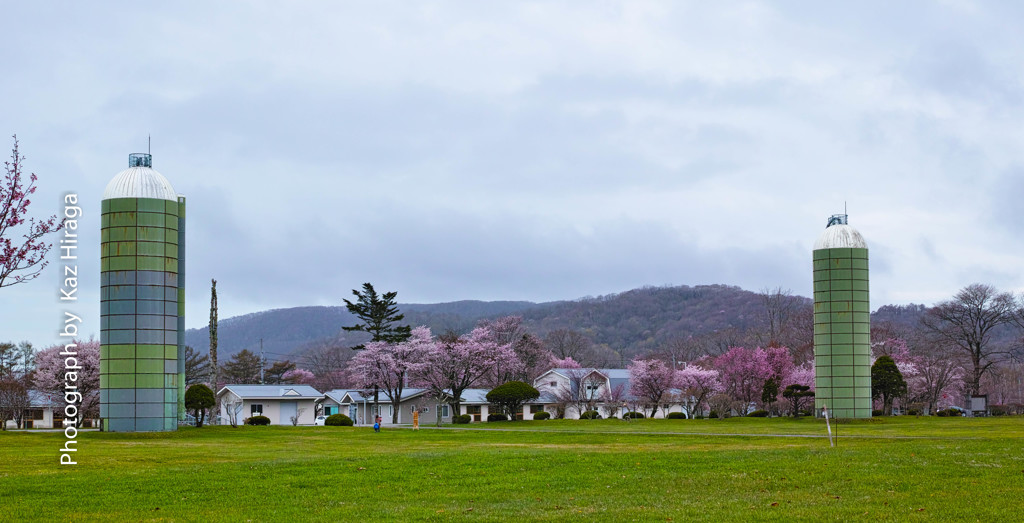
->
826, 214, 848, 228
128, 153, 152, 168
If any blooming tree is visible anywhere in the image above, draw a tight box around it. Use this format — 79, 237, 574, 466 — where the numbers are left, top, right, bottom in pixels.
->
477, 316, 551, 382
417, 327, 517, 414
1, 136, 64, 289
348, 326, 433, 424
281, 368, 316, 385
788, 363, 815, 390
628, 358, 675, 417
714, 347, 772, 414
33, 339, 100, 427
675, 366, 721, 418
550, 356, 582, 369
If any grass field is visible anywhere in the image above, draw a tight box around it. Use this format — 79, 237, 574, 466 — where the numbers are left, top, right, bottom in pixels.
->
2, 417, 1022, 521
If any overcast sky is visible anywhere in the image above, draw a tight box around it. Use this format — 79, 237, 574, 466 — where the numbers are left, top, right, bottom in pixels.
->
3, 1, 1023, 345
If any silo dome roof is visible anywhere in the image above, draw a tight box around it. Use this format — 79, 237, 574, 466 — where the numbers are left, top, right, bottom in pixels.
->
814, 223, 867, 250
102, 154, 178, 201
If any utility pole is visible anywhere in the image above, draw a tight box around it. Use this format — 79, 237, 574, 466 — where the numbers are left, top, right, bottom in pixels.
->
260, 338, 265, 385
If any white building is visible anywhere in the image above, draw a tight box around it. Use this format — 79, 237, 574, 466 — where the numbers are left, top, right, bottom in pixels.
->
217, 385, 320, 426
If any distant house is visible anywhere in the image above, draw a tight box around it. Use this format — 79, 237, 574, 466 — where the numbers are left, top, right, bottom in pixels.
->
533, 368, 685, 419
321, 389, 453, 425
217, 385, 321, 425
452, 388, 557, 421
3, 390, 62, 429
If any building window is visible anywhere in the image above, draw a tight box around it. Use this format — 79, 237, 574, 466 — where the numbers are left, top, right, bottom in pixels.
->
550, 381, 556, 387
466, 405, 482, 422
441, 405, 449, 418
251, 404, 263, 416
25, 409, 44, 420
421, 406, 429, 413
530, 405, 545, 413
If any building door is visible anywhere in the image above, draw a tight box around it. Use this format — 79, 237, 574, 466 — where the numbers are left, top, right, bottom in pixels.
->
280, 401, 297, 425
349, 405, 357, 422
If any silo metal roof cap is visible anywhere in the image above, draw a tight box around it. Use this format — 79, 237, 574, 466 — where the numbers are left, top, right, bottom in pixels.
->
813, 214, 868, 250
102, 153, 178, 201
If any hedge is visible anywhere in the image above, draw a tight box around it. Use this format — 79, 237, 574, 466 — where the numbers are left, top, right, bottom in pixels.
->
532, 411, 551, 420
666, 412, 687, 419
580, 410, 601, 420
452, 414, 472, 424
246, 415, 271, 426
325, 414, 353, 426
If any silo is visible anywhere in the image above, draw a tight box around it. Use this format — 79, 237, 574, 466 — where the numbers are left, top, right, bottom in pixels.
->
812, 214, 871, 419
100, 153, 185, 432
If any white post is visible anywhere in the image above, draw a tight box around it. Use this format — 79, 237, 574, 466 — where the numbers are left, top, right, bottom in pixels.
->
823, 404, 834, 448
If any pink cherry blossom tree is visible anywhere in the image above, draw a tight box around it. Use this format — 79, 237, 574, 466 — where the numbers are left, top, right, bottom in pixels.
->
550, 356, 582, 369
417, 327, 518, 414
281, 368, 316, 385
787, 363, 815, 390
714, 347, 772, 414
33, 339, 100, 427
477, 316, 551, 382
348, 326, 433, 424
628, 358, 675, 417
675, 365, 721, 418
1, 136, 64, 289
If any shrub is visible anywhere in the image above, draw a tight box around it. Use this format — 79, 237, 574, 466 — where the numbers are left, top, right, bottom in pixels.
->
580, 410, 601, 420
532, 411, 550, 420
747, 409, 768, 417
623, 411, 645, 420
695, 415, 704, 419
452, 414, 472, 424
907, 408, 922, 416
666, 412, 687, 419
872, 409, 885, 417
708, 411, 719, 419
325, 414, 353, 426
936, 408, 962, 417
487, 413, 508, 422
246, 415, 271, 426
990, 405, 1010, 416
184, 384, 215, 428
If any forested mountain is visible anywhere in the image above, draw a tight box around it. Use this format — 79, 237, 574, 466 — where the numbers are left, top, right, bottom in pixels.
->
184, 285, 797, 362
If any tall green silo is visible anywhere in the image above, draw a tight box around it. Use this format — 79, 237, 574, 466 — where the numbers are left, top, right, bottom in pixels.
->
100, 153, 185, 432
812, 214, 871, 419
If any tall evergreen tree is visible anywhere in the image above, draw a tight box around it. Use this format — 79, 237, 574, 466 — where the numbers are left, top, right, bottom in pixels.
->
221, 349, 261, 385
343, 282, 412, 415
871, 355, 907, 415
343, 283, 412, 348
184, 346, 211, 385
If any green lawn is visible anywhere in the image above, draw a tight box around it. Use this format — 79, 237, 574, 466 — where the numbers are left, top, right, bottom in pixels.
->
2, 417, 1022, 521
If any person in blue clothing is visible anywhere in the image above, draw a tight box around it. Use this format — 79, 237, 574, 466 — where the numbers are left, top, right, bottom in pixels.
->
374, 414, 382, 433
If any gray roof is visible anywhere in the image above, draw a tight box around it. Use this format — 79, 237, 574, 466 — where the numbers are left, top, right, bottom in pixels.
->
325, 388, 434, 404
28, 390, 58, 407
219, 384, 322, 399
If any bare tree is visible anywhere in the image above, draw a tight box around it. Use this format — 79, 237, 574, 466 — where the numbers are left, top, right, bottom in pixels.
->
0, 377, 29, 430
600, 382, 627, 418
758, 286, 799, 347
222, 398, 241, 428
544, 329, 592, 362
290, 407, 307, 426
921, 284, 1018, 401
209, 279, 219, 424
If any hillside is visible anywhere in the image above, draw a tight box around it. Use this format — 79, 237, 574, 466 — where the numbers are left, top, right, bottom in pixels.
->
184, 284, 789, 361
